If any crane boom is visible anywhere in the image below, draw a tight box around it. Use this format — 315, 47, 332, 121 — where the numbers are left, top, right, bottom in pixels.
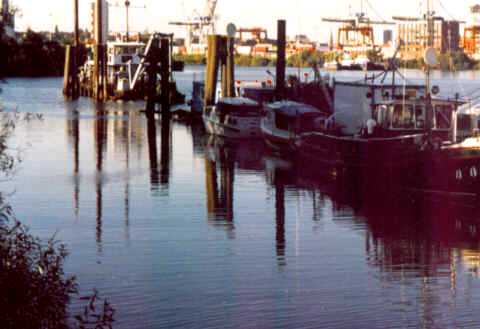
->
203, 0, 218, 21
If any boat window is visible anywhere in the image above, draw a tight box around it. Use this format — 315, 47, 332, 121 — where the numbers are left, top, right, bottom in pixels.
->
457, 114, 472, 131
415, 105, 425, 129
392, 104, 415, 129
434, 104, 452, 129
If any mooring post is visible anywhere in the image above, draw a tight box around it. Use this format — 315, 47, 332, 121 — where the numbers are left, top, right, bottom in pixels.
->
205, 35, 221, 107
63, 45, 72, 96
94, 0, 108, 101
276, 20, 286, 100
160, 38, 171, 117
219, 36, 228, 99
146, 38, 160, 117
226, 36, 235, 98
72, 0, 80, 99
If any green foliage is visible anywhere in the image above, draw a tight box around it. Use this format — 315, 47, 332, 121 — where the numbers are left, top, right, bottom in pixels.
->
234, 55, 273, 67
0, 29, 66, 77
173, 54, 206, 65
287, 50, 323, 68
394, 51, 478, 71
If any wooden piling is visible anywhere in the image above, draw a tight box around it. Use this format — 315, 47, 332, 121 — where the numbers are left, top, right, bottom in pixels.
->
220, 37, 228, 99
205, 35, 221, 107
146, 38, 159, 117
72, 0, 80, 99
160, 38, 171, 117
225, 36, 235, 98
276, 20, 286, 100
63, 45, 72, 96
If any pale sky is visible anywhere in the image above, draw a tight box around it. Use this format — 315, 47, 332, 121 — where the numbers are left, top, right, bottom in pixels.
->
11, 0, 479, 42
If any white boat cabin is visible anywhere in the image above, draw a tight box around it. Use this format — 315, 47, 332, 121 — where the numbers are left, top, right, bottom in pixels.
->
107, 41, 144, 67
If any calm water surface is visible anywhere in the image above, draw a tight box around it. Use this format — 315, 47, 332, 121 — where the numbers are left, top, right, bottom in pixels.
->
2, 67, 480, 328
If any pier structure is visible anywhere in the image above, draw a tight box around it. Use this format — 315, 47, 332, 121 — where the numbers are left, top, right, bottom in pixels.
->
204, 34, 235, 107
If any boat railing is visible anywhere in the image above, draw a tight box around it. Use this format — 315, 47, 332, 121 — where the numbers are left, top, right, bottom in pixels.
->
299, 131, 426, 143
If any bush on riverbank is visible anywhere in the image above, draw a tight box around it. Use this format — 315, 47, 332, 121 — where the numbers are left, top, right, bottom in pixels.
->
173, 53, 206, 65
0, 28, 66, 77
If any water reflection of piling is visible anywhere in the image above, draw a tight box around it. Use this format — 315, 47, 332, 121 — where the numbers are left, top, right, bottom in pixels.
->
274, 172, 286, 266
94, 104, 108, 252
160, 117, 172, 188
204, 141, 235, 235
66, 104, 81, 217
72, 110, 80, 217
122, 111, 131, 242
146, 115, 159, 189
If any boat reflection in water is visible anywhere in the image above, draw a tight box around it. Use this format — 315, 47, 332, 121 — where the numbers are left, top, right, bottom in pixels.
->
204, 136, 266, 237
61, 101, 480, 328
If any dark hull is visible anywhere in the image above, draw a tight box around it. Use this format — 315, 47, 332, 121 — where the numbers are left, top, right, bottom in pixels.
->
297, 132, 426, 168
298, 131, 480, 199
263, 131, 297, 154
410, 146, 480, 198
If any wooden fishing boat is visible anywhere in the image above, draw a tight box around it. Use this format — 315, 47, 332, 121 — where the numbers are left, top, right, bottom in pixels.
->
295, 81, 464, 168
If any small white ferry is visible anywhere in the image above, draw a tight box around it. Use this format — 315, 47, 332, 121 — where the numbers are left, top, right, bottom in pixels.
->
203, 97, 263, 139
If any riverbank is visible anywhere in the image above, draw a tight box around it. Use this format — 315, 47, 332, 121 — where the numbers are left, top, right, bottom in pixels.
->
174, 50, 329, 68
0, 28, 70, 77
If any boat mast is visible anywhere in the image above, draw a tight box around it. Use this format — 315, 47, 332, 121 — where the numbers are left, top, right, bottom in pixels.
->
426, 0, 433, 93
425, 0, 435, 141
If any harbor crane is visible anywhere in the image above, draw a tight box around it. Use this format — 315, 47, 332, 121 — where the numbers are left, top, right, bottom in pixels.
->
169, 0, 218, 52
322, 0, 394, 50
109, 0, 146, 40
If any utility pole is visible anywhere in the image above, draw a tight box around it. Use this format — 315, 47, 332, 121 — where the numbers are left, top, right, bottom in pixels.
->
125, 0, 130, 40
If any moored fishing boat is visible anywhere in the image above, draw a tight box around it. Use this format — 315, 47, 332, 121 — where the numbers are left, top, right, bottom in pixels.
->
296, 94, 463, 167
203, 97, 263, 138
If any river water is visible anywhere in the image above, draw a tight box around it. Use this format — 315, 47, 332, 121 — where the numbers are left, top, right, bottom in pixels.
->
2, 67, 480, 328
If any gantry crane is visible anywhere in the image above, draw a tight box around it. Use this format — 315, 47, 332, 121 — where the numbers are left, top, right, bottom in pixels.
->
169, 0, 218, 52
322, 0, 394, 51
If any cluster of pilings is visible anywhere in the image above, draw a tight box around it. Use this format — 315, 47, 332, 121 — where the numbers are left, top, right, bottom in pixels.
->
203, 19, 287, 107
64, 0, 109, 101
204, 35, 236, 107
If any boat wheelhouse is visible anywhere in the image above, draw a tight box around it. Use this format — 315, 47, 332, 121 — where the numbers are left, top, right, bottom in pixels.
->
203, 97, 263, 138
106, 41, 145, 95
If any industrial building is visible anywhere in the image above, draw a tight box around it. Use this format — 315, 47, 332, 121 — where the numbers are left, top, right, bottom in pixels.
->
463, 5, 480, 59
394, 16, 460, 59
